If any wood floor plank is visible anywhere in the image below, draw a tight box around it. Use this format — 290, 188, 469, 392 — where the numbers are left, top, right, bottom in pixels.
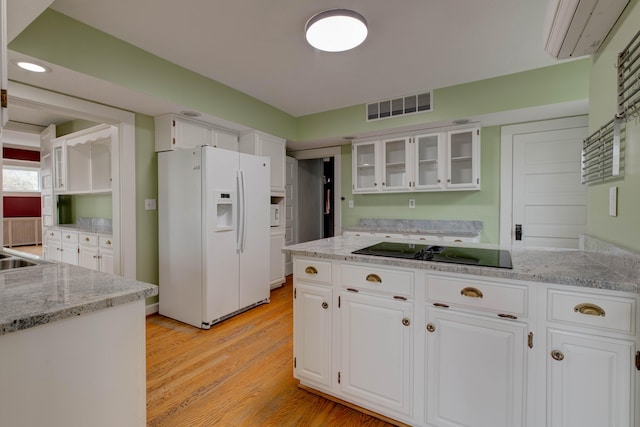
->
147, 276, 395, 426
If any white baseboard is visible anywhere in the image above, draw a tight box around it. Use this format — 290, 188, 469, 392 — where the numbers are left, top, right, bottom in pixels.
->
145, 303, 159, 316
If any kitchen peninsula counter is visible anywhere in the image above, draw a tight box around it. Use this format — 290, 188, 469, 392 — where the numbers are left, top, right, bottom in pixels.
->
0, 260, 157, 427
283, 235, 640, 294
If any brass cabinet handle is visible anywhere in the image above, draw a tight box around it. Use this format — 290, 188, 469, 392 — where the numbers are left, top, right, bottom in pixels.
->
366, 273, 382, 283
574, 303, 606, 317
84, 237, 90, 241
401, 318, 410, 326
426, 323, 436, 333
321, 302, 329, 310
454, 239, 462, 243
106, 240, 112, 245
551, 350, 565, 361
460, 287, 483, 298
304, 266, 318, 275
384, 235, 391, 238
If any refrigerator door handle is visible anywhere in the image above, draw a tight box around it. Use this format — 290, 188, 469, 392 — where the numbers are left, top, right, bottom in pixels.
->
239, 169, 247, 253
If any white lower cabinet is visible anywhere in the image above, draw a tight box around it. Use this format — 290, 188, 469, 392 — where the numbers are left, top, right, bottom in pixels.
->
425, 308, 527, 427
339, 291, 413, 417
293, 282, 332, 387
291, 256, 640, 427
547, 329, 635, 427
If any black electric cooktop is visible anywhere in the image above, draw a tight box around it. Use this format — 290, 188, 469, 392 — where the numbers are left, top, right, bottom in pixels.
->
352, 242, 513, 269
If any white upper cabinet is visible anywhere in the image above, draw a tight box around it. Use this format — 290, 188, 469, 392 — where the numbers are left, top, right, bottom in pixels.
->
154, 114, 239, 153
239, 130, 286, 193
352, 127, 480, 193
382, 137, 411, 191
447, 128, 480, 190
352, 141, 380, 193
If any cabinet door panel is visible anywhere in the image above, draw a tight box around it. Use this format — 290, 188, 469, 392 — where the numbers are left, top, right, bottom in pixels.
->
340, 292, 412, 415
352, 142, 379, 192
547, 329, 634, 427
294, 283, 332, 387
426, 309, 526, 427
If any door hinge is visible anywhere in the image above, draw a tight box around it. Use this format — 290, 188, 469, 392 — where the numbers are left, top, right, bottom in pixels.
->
636, 351, 640, 371
338, 371, 341, 384
528, 332, 534, 349
338, 295, 341, 308
172, 119, 176, 127
476, 129, 480, 136
515, 224, 522, 241
1, 89, 7, 108
294, 288, 296, 299
294, 357, 296, 368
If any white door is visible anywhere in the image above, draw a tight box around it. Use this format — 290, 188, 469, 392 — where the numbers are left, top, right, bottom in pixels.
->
547, 329, 634, 427
285, 156, 297, 275
339, 292, 413, 415
425, 309, 527, 427
500, 117, 588, 249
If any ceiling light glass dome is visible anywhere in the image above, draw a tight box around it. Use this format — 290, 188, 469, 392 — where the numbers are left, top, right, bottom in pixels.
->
305, 9, 368, 52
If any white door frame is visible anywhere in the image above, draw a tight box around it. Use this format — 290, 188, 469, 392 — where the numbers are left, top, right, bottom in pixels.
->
499, 116, 588, 248
8, 81, 137, 279
289, 146, 342, 237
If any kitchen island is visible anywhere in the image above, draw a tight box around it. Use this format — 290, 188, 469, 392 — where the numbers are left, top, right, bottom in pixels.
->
0, 258, 157, 427
284, 235, 640, 427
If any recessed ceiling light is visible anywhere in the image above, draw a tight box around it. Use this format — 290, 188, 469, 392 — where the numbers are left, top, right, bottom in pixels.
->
181, 110, 201, 118
453, 119, 471, 125
16, 61, 50, 73
305, 9, 368, 52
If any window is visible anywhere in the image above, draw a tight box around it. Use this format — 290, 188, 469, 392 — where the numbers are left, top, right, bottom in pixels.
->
3, 166, 41, 192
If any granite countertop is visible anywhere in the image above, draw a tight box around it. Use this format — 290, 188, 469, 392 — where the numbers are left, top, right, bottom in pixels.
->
283, 236, 640, 294
0, 261, 158, 335
343, 218, 483, 237
55, 224, 113, 235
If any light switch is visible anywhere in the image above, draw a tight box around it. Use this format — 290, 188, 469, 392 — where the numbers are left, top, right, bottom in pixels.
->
145, 199, 157, 211
609, 187, 617, 217
348, 200, 354, 208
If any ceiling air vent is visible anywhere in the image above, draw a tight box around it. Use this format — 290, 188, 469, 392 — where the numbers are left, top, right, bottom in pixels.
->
366, 91, 432, 121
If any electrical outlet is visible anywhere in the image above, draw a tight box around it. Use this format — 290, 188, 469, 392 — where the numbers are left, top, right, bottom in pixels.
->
348, 200, 354, 208
145, 199, 157, 211
409, 199, 416, 208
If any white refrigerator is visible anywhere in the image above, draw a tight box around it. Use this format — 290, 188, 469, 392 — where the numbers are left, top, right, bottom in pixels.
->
158, 146, 271, 329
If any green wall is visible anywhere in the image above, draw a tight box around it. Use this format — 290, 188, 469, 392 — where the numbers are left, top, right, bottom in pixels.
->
587, 0, 640, 251
340, 127, 502, 243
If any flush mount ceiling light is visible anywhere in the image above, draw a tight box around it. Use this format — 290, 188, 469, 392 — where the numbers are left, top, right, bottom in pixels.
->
15, 61, 50, 73
305, 9, 368, 52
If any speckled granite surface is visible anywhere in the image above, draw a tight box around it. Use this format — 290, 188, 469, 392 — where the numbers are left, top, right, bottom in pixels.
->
57, 217, 113, 234
283, 236, 640, 294
0, 261, 157, 335
344, 218, 483, 237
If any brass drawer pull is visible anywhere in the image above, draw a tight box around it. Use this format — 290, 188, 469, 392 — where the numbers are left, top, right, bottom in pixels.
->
401, 318, 410, 326
304, 266, 318, 275
574, 303, 605, 317
426, 323, 436, 333
498, 313, 518, 320
366, 273, 382, 283
321, 302, 329, 310
84, 237, 90, 242
460, 287, 483, 298
551, 350, 565, 361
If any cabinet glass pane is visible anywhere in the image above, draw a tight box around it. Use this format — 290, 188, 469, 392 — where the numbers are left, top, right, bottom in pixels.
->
450, 131, 473, 158
450, 158, 473, 184
355, 144, 376, 188
385, 139, 406, 188
417, 135, 440, 186
449, 131, 473, 185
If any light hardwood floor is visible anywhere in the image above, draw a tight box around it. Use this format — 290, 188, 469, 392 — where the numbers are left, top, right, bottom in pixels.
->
146, 276, 394, 427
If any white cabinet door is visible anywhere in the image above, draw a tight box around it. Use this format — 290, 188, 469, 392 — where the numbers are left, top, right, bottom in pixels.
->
213, 128, 238, 151
269, 232, 285, 288
174, 118, 210, 149
446, 128, 480, 190
79, 245, 99, 270
340, 291, 413, 416
414, 132, 445, 190
425, 308, 527, 427
61, 241, 78, 265
352, 141, 380, 193
547, 329, 635, 427
294, 282, 332, 387
239, 131, 286, 192
99, 248, 114, 274
382, 137, 411, 191
46, 241, 61, 262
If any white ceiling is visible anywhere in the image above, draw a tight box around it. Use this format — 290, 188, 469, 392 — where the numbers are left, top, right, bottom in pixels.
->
43, 0, 563, 118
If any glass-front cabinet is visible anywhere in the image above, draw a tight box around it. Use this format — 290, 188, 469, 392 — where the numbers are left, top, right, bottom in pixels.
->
447, 128, 480, 189
352, 141, 379, 193
351, 127, 480, 194
382, 138, 410, 191
414, 132, 445, 190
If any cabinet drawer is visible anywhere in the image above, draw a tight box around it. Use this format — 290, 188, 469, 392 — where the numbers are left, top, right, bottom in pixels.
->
99, 236, 114, 249
79, 234, 98, 246
548, 289, 636, 334
45, 230, 61, 242
294, 258, 332, 284
427, 276, 527, 317
341, 264, 413, 297
61, 231, 78, 243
